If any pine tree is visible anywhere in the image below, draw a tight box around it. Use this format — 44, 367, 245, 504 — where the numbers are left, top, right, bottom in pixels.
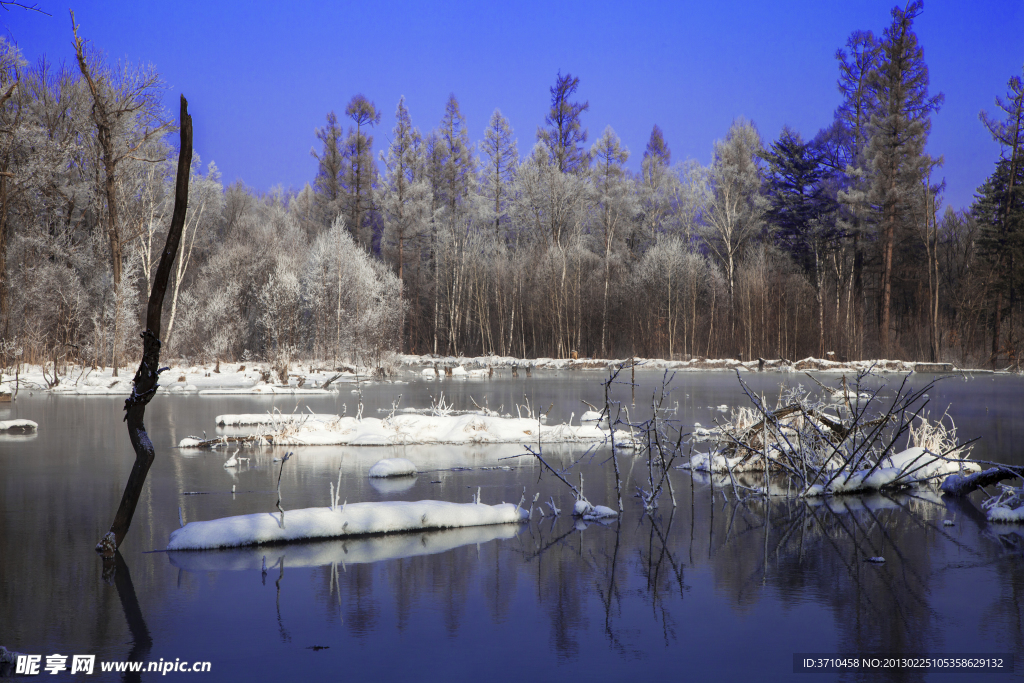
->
863, 0, 943, 356
831, 29, 880, 359
978, 64, 1024, 362
537, 71, 590, 174
437, 93, 474, 217
311, 111, 344, 225
342, 94, 381, 247
377, 97, 427, 284
479, 108, 518, 239
643, 124, 671, 167
762, 127, 839, 355
974, 157, 1024, 361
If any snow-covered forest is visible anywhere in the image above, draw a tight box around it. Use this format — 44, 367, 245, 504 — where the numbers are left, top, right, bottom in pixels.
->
1, 2, 1022, 371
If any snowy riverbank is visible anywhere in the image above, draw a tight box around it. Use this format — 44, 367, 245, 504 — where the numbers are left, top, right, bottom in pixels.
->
1, 355, 1014, 397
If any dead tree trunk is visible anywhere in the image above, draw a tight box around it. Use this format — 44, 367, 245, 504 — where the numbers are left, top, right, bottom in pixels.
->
97, 96, 192, 555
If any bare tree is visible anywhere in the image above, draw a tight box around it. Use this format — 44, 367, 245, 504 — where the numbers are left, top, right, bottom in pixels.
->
97, 95, 191, 555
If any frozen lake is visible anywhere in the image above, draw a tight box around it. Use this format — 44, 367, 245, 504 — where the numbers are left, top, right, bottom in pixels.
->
1, 369, 1022, 680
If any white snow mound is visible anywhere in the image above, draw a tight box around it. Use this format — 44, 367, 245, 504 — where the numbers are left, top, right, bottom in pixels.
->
166, 500, 529, 550
202, 413, 610, 447
0, 419, 37, 432
168, 524, 520, 571
368, 458, 417, 478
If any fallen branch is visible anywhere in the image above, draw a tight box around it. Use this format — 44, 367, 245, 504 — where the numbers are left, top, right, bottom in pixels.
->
941, 467, 1021, 497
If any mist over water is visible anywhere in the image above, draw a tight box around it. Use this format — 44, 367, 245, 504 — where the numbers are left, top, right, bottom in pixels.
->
1, 369, 1021, 680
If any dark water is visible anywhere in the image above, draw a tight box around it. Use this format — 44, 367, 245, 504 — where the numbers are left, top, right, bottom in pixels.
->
1, 369, 1023, 681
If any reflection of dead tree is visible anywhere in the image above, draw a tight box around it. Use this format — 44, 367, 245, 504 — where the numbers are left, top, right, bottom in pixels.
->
103, 553, 152, 683
271, 557, 290, 643
639, 509, 686, 647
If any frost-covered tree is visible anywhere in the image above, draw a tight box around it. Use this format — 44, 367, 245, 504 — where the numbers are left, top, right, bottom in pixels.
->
437, 94, 474, 217
72, 14, 171, 373
377, 97, 428, 286
632, 235, 712, 359
590, 126, 636, 356
165, 156, 224, 354
702, 117, 766, 349
643, 124, 671, 167
478, 108, 518, 239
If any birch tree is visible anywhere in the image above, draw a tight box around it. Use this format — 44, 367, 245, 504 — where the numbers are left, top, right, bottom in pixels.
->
590, 126, 635, 356
701, 118, 766, 352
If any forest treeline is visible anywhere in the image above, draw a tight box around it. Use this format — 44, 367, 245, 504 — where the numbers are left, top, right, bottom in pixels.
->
1, 2, 1022, 372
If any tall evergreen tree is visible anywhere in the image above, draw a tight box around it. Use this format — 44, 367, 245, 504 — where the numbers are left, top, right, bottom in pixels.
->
864, 0, 943, 356
974, 156, 1024, 361
377, 97, 427, 284
762, 127, 839, 355
311, 111, 344, 225
643, 124, 671, 167
830, 29, 880, 359
978, 64, 1024, 361
342, 94, 381, 247
479, 108, 518, 239
537, 71, 590, 174
437, 93, 474, 217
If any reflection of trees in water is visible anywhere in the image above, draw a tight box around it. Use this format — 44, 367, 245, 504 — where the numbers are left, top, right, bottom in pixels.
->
104, 553, 151, 683
292, 476, 1024, 663
343, 563, 379, 637
691, 483, 988, 659
951, 495, 1024, 653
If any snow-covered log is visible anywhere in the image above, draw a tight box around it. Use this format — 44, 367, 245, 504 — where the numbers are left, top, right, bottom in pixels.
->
166, 500, 528, 550
0, 419, 36, 433
168, 524, 520, 571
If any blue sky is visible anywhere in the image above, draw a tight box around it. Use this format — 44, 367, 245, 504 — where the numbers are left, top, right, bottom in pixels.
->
6, 0, 1023, 210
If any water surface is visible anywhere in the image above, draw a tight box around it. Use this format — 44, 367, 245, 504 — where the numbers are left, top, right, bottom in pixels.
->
1, 369, 1022, 681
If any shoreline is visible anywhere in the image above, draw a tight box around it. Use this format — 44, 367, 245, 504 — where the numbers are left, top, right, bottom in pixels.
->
0, 355, 1017, 397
